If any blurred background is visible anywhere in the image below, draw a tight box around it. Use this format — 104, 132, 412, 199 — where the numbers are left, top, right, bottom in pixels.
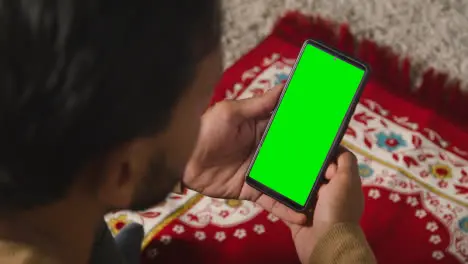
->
222, 0, 468, 89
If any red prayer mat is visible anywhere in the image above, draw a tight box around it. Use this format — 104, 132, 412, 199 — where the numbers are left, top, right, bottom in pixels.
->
105, 12, 468, 264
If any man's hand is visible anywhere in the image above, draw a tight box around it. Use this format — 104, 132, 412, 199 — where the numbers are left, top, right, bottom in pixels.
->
289, 149, 365, 263
183, 86, 306, 224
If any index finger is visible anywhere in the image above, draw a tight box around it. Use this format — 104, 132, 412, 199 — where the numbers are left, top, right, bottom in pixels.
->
235, 85, 283, 119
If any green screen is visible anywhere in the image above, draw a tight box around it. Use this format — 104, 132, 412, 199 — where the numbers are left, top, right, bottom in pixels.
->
248, 44, 365, 206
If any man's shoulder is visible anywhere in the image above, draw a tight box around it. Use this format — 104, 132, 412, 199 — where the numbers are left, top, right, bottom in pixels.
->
0, 239, 57, 264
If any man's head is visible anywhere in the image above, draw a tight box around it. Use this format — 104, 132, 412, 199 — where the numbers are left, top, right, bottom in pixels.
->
0, 0, 222, 213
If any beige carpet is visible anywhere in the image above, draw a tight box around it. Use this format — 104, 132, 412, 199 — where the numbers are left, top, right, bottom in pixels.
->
222, 0, 468, 89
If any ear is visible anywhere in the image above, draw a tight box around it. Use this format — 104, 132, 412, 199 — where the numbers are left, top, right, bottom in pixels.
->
96, 138, 155, 209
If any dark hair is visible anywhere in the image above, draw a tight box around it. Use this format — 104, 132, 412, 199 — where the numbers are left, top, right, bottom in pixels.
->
0, 0, 221, 211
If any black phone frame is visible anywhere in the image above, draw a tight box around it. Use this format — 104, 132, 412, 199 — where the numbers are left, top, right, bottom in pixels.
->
245, 39, 370, 212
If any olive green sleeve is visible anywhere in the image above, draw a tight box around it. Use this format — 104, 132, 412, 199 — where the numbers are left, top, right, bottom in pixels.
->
308, 223, 377, 264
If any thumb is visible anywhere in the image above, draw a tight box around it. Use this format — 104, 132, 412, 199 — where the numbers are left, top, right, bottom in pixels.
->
336, 151, 358, 174
236, 85, 283, 118
336, 151, 360, 184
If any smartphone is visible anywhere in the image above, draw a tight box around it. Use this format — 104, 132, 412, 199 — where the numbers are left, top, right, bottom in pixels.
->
245, 39, 370, 212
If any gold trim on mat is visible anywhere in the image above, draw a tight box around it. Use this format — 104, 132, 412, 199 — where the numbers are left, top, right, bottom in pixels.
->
141, 194, 204, 249
139, 140, 467, 249
342, 140, 468, 208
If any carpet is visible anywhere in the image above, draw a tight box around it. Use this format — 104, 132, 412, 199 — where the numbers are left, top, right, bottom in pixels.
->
221, 0, 468, 90
105, 13, 468, 264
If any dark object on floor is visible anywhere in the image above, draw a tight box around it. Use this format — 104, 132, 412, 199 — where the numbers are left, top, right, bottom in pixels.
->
90, 221, 143, 264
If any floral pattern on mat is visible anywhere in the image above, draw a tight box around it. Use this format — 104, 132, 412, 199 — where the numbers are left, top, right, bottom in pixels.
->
105, 53, 468, 264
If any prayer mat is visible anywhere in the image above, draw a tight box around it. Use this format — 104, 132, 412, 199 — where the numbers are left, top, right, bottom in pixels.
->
105, 12, 468, 264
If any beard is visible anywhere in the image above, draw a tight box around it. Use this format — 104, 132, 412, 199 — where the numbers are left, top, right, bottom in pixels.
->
128, 154, 182, 211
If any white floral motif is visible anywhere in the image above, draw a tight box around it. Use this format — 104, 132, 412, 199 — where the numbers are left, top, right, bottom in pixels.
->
415, 209, 427, 219
233, 83, 243, 92
393, 116, 418, 130
215, 231, 226, 242
389, 193, 401, 203
194, 231, 206, 241
241, 66, 261, 81
432, 250, 444, 260
172, 225, 185, 234
147, 248, 159, 259
424, 128, 448, 148
364, 99, 389, 117
368, 189, 381, 199
253, 224, 265, 235
262, 53, 280, 67
426, 222, 439, 232
160, 235, 172, 245
429, 235, 441, 245
267, 213, 279, 223
406, 197, 419, 207
233, 228, 247, 239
